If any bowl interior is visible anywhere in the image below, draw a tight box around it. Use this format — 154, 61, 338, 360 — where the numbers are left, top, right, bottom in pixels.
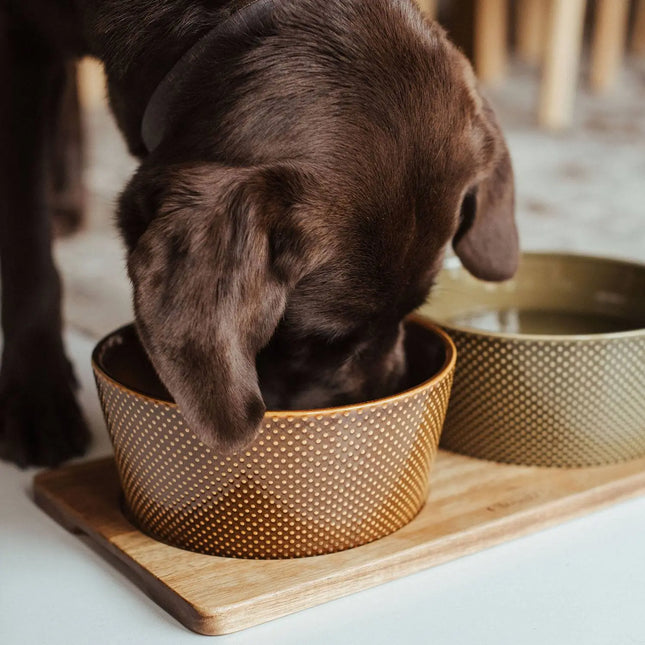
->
421, 253, 645, 337
94, 319, 450, 409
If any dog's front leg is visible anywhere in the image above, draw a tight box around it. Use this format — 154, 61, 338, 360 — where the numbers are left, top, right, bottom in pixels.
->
47, 61, 85, 237
0, 13, 90, 467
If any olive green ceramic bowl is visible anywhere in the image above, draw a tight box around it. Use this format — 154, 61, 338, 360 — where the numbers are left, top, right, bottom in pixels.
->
418, 253, 645, 468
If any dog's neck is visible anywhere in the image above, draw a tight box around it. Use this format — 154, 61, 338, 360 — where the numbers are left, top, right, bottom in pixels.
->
87, 0, 273, 157
141, 0, 274, 153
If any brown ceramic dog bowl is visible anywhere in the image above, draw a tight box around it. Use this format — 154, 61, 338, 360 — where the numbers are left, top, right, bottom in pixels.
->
92, 317, 455, 559
419, 252, 645, 468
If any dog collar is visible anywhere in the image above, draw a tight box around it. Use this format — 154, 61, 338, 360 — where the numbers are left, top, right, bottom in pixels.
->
141, 0, 275, 153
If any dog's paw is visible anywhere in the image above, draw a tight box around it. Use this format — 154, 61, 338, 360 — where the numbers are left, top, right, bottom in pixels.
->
0, 354, 90, 468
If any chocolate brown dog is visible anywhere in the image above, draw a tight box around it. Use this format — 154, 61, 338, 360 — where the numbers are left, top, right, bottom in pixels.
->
0, 0, 518, 467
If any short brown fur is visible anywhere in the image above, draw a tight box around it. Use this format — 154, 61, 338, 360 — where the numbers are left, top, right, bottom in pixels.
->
0, 0, 518, 464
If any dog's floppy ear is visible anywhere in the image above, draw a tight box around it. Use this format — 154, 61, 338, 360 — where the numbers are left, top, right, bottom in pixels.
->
120, 163, 307, 452
453, 101, 519, 282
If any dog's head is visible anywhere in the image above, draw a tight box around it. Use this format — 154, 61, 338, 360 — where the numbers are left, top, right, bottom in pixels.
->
118, 0, 518, 451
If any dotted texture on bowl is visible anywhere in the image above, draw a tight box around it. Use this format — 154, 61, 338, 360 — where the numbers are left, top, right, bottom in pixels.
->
94, 371, 453, 559
440, 330, 645, 467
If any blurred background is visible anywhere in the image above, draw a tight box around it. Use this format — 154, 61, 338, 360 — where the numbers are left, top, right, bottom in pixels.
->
58, 0, 645, 343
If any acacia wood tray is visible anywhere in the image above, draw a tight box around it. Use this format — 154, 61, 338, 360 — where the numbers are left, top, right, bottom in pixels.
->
33, 451, 645, 636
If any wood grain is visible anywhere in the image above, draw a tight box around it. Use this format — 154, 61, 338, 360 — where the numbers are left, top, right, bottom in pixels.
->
33, 451, 645, 635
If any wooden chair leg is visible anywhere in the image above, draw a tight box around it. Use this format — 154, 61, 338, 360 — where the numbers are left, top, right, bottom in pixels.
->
589, 0, 630, 93
538, 0, 587, 130
631, 0, 645, 55
78, 57, 106, 110
474, 0, 509, 84
516, 0, 547, 65
416, 0, 438, 21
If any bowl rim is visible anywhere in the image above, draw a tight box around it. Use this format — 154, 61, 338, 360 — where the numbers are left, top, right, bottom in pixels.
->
424, 251, 645, 343
91, 314, 457, 416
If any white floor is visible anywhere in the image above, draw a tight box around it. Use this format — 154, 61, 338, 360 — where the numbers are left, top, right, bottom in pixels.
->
1, 58, 645, 644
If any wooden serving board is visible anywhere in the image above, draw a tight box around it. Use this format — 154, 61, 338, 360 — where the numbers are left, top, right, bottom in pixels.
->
33, 452, 645, 636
